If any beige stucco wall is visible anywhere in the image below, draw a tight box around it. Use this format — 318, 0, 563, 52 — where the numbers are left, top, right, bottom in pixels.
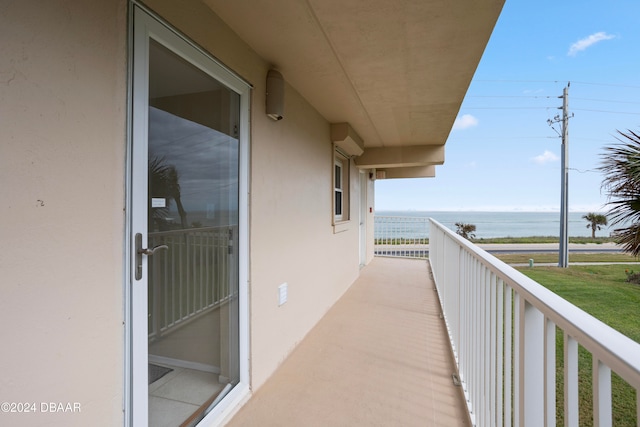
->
249, 86, 362, 389
0, 0, 370, 424
145, 0, 365, 390
0, 0, 127, 425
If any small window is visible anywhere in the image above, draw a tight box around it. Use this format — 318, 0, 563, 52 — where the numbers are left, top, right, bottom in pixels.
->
334, 149, 349, 222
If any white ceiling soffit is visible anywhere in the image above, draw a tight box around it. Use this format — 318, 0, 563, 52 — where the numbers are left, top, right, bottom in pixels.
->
204, 0, 504, 149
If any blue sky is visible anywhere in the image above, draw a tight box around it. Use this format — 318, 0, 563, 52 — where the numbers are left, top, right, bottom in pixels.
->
375, 0, 640, 212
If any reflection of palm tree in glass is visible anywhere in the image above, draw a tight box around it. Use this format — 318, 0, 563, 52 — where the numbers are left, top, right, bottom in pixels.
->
149, 156, 188, 229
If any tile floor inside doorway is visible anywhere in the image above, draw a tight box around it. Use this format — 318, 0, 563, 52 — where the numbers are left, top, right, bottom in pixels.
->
149, 364, 224, 427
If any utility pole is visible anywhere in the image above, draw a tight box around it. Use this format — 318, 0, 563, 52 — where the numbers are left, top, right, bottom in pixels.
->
558, 84, 570, 268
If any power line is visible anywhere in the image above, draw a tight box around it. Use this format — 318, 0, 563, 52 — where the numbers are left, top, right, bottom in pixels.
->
572, 97, 640, 105
462, 97, 640, 115
568, 167, 598, 174
473, 79, 564, 84
571, 81, 640, 90
472, 79, 640, 90
461, 107, 557, 110
573, 108, 640, 116
448, 136, 555, 140
460, 106, 640, 115
467, 95, 558, 99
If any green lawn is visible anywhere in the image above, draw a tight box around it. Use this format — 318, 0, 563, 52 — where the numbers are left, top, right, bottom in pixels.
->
495, 252, 639, 264
516, 264, 640, 426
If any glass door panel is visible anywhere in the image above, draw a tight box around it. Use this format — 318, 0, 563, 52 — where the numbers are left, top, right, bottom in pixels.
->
146, 39, 240, 427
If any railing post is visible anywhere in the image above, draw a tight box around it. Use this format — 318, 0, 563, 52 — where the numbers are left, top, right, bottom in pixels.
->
545, 318, 557, 426
564, 333, 579, 427
504, 285, 512, 427
489, 274, 497, 427
519, 300, 545, 427
593, 358, 612, 427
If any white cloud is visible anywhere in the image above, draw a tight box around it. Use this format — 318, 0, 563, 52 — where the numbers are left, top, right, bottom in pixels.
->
568, 32, 615, 56
532, 150, 559, 165
453, 114, 479, 130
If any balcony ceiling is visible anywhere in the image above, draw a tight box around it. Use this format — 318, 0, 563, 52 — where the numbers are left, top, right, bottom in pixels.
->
204, 0, 504, 171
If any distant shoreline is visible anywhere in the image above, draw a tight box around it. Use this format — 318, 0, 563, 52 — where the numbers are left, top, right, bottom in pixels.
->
374, 211, 617, 240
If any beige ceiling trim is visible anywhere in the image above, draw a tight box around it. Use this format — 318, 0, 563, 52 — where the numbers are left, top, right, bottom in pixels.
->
376, 166, 436, 179
331, 122, 364, 157
355, 145, 444, 169
304, 0, 385, 146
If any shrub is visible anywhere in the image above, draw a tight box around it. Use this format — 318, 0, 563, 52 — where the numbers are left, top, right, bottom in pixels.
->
624, 269, 640, 285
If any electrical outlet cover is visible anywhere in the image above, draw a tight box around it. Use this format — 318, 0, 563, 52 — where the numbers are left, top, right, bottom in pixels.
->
278, 283, 288, 306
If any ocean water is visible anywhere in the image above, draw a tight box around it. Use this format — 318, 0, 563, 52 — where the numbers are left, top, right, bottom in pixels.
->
376, 211, 616, 239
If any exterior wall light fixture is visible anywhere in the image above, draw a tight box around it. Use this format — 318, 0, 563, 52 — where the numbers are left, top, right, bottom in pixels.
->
266, 69, 284, 121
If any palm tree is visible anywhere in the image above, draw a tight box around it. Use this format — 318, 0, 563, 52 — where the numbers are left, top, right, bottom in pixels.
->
582, 212, 608, 238
599, 129, 640, 255
149, 156, 188, 230
455, 222, 476, 240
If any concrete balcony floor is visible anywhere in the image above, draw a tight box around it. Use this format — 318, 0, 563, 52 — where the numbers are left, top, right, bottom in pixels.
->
227, 257, 469, 426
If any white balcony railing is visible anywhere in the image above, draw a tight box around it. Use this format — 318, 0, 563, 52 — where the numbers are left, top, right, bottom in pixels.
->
147, 226, 237, 340
374, 215, 429, 258
428, 218, 640, 427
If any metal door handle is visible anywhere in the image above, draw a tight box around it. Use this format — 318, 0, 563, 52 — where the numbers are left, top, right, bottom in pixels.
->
134, 233, 169, 280
138, 245, 169, 255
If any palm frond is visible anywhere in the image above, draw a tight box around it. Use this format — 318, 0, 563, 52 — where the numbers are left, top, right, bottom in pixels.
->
600, 129, 640, 254
613, 224, 640, 257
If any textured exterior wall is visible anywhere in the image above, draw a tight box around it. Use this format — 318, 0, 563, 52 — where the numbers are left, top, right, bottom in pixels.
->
0, 1, 367, 425
0, 0, 128, 425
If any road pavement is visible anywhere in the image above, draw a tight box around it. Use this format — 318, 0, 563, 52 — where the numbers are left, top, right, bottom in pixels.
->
374, 242, 625, 258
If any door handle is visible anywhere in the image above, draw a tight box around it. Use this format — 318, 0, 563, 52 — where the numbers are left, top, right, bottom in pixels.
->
138, 245, 169, 255
134, 233, 169, 280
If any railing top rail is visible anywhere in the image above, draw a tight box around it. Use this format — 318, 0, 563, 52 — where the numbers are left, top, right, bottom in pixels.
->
149, 225, 236, 237
374, 215, 429, 220
430, 217, 640, 388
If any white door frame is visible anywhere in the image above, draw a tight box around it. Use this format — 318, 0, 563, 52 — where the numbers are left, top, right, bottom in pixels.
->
359, 171, 368, 266
125, 5, 250, 425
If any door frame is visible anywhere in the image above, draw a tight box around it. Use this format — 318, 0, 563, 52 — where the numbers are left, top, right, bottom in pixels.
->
359, 171, 368, 266
125, 4, 250, 425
